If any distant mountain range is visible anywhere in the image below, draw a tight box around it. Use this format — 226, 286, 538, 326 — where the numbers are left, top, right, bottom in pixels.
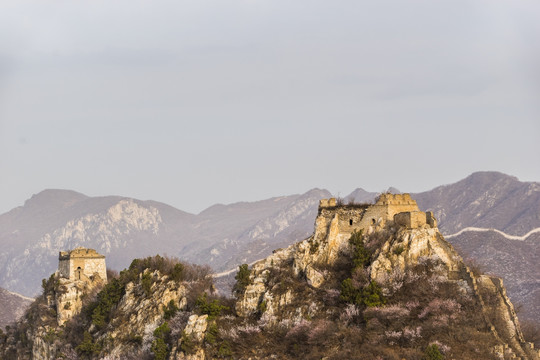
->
0, 171, 538, 325
0, 187, 331, 297
447, 230, 540, 326
413, 171, 540, 236
0, 287, 32, 329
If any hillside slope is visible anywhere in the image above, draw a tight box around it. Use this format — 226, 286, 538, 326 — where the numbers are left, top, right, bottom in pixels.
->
448, 230, 540, 325
1, 195, 537, 359
1, 172, 538, 327
0, 288, 33, 330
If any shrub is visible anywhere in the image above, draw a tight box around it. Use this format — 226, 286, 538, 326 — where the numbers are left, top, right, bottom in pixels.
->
340, 279, 386, 307
362, 281, 386, 307
179, 330, 195, 355
86, 278, 125, 329
340, 278, 360, 304
153, 322, 171, 340
43, 328, 57, 343
76, 331, 101, 357
217, 340, 233, 358
520, 319, 540, 348
126, 333, 143, 345
349, 230, 371, 269
393, 245, 405, 255
122, 255, 205, 285
41, 273, 60, 294
163, 300, 179, 320
151, 338, 168, 360
151, 322, 171, 360
170, 263, 185, 282
205, 322, 218, 344
258, 300, 267, 315
196, 294, 228, 319
141, 272, 153, 296
423, 343, 444, 360
233, 264, 251, 296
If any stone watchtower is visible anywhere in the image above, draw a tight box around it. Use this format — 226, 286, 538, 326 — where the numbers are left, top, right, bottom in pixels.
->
58, 247, 107, 283
317, 193, 437, 233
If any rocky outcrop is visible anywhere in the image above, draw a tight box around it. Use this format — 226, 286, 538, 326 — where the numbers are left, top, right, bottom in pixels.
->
2, 194, 539, 359
234, 196, 539, 359
104, 270, 188, 357
55, 278, 88, 326
0, 261, 213, 360
370, 227, 461, 284
234, 247, 293, 318
169, 314, 208, 360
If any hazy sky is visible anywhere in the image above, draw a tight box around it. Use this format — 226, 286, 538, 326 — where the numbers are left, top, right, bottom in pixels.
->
1, 0, 539, 215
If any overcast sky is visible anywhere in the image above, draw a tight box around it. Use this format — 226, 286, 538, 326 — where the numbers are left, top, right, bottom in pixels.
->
1, 0, 539, 214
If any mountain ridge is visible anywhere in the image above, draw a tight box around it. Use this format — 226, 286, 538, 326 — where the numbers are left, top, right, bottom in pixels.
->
0, 287, 33, 330
2, 195, 538, 359
0, 171, 538, 326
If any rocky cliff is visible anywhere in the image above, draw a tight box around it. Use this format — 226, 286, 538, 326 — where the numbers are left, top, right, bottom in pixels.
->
233, 195, 538, 359
1, 194, 538, 359
2, 173, 539, 330
0, 256, 216, 360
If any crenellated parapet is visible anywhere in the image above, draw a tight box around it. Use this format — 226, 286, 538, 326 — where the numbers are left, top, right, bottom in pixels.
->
319, 198, 337, 208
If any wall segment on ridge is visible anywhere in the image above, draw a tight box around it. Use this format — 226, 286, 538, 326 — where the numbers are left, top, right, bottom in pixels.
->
318, 193, 423, 235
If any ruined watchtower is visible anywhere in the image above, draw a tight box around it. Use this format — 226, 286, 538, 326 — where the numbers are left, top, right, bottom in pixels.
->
318, 193, 437, 234
58, 247, 107, 283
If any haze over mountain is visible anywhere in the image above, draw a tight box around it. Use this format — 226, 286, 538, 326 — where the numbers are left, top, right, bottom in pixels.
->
0, 171, 538, 325
0, 187, 330, 297
0, 287, 32, 330
413, 172, 540, 236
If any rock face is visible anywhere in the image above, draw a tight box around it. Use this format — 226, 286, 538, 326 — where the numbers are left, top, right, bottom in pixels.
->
1, 191, 539, 359
2, 173, 538, 331
55, 278, 88, 326
0, 261, 212, 360
369, 227, 458, 283
103, 270, 189, 358
235, 195, 539, 359
238, 194, 436, 315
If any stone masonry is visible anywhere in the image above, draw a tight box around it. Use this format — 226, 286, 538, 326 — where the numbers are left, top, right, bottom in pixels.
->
55, 247, 107, 326
318, 193, 434, 234
58, 247, 107, 283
